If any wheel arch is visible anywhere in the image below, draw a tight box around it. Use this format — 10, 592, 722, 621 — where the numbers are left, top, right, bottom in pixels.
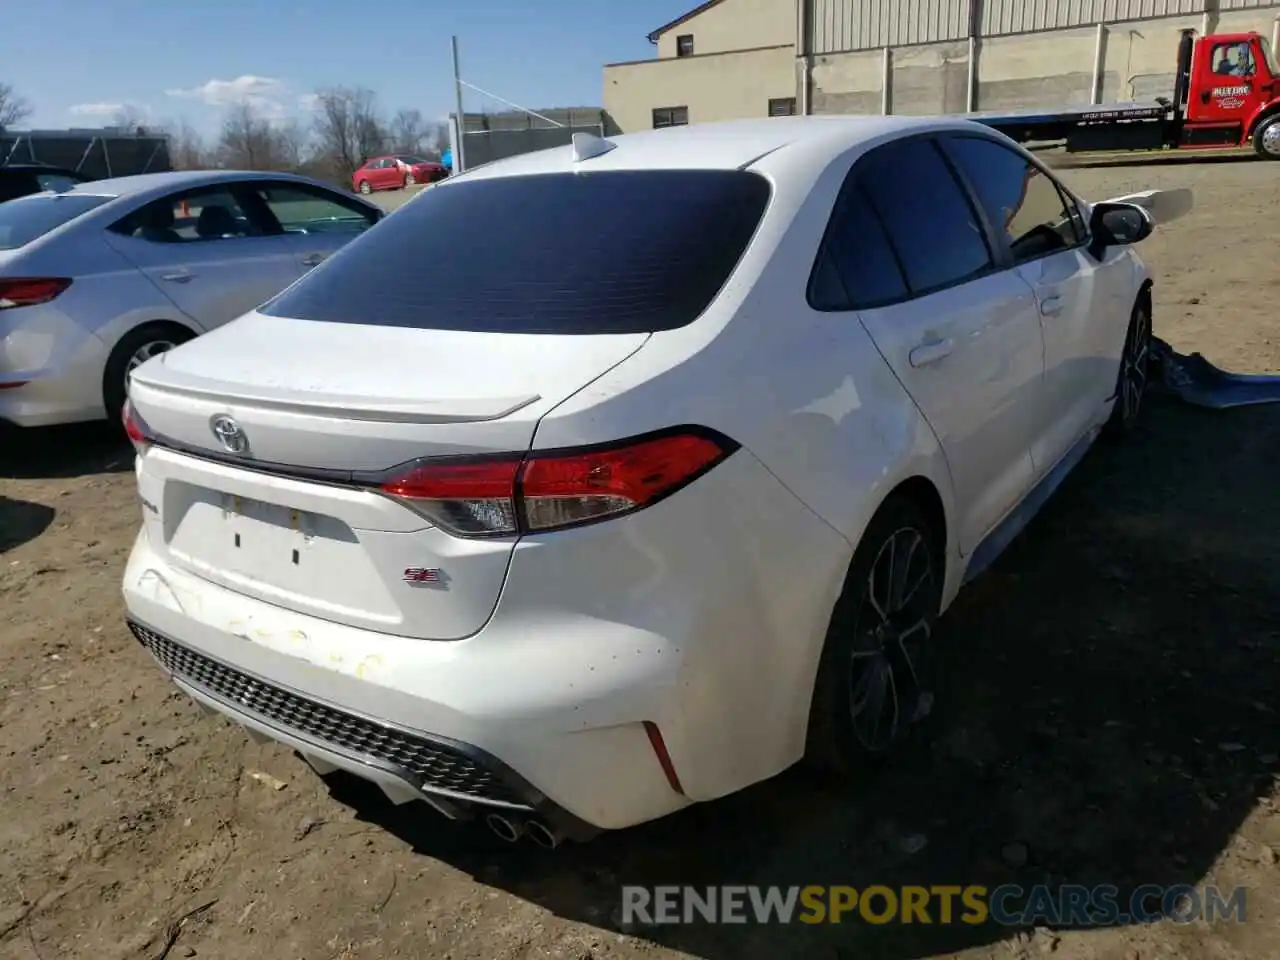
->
1245, 102, 1280, 140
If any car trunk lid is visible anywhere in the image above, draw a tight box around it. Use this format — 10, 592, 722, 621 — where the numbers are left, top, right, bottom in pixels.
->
127, 310, 648, 639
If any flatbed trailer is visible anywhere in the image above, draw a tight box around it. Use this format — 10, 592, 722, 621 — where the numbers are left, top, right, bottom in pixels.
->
972, 29, 1280, 160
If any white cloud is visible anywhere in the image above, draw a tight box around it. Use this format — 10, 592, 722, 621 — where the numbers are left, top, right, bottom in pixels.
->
165, 75, 284, 106
69, 102, 127, 117
165, 75, 293, 122
297, 93, 321, 112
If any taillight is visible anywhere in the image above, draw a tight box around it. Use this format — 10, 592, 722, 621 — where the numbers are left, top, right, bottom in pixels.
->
0, 277, 72, 310
121, 399, 152, 455
376, 428, 737, 538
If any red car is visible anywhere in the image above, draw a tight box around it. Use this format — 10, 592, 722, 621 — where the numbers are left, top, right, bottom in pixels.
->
351, 155, 447, 194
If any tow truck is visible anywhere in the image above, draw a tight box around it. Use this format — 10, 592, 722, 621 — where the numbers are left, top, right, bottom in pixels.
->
974, 29, 1280, 159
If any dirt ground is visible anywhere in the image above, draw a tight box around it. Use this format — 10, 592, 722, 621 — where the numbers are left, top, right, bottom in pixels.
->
2, 154, 1278, 960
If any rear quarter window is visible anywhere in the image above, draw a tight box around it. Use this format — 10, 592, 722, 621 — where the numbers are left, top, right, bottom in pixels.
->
262, 169, 772, 334
0, 194, 113, 250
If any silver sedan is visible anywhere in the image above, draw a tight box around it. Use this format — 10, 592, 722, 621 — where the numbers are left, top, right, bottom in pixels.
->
0, 170, 384, 428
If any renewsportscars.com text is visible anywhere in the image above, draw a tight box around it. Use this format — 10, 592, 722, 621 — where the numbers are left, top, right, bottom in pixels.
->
620, 884, 1247, 926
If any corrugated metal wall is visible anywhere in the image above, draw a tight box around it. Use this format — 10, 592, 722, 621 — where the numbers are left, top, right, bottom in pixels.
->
811, 0, 968, 52
981, 0, 1199, 36
811, 0, 1277, 54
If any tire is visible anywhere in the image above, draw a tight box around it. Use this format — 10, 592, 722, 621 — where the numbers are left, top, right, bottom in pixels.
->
1251, 114, 1280, 160
1104, 297, 1152, 439
357, 180, 372, 194
404, 172, 417, 186
806, 495, 944, 778
103, 323, 192, 428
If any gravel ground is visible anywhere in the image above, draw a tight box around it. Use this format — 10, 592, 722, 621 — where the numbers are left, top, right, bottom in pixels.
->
1, 153, 1277, 960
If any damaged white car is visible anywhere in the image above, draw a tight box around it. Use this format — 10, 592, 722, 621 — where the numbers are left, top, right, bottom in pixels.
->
119, 116, 1190, 846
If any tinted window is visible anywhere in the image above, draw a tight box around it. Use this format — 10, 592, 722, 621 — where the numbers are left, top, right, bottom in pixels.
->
0, 173, 38, 203
0, 194, 112, 250
860, 139, 992, 295
112, 188, 263, 243
263, 170, 771, 334
250, 184, 375, 236
35, 173, 81, 192
946, 136, 1082, 262
810, 185, 908, 310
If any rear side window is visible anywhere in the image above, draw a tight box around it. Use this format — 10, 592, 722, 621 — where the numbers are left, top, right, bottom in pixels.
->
262, 170, 771, 334
809, 184, 909, 310
0, 194, 112, 250
944, 135, 1084, 263
858, 138, 993, 296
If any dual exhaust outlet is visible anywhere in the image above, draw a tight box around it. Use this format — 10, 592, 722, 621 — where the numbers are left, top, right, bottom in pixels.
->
485, 812, 562, 849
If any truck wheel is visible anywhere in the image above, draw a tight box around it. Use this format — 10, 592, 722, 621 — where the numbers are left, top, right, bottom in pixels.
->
1252, 114, 1280, 160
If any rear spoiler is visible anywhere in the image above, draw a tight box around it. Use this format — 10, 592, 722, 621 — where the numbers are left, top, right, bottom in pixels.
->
1101, 188, 1194, 227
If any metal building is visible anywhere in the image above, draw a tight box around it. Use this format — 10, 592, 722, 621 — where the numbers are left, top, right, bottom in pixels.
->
603, 0, 1280, 132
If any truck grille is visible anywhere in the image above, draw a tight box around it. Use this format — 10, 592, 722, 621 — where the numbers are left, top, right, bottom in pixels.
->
128, 622, 530, 809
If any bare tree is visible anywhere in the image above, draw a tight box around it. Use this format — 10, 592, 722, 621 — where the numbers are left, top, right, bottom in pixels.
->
312, 87, 385, 180
272, 119, 311, 170
157, 119, 210, 170
217, 101, 286, 170
0, 82, 32, 130
389, 108, 427, 155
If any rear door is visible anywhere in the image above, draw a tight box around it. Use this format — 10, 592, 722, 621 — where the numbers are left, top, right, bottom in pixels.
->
372, 158, 397, 189
243, 180, 380, 272
104, 184, 304, 330
941, 133, 1132, 473
825, 135, 1045, 555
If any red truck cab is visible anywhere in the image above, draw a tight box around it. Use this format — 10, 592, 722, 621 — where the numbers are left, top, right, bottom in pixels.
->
1181, 31, 1280, 156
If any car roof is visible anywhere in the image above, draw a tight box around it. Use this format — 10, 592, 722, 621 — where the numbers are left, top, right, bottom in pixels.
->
56, 169, 331, 201
454, 115, 1001, 181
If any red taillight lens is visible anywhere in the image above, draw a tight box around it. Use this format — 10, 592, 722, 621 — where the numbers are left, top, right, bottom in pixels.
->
0, 277, 72, 310
121, 399, 152, 454
520, 432, 729, 531
380, 458, 522, 536
376, 428, 736, 538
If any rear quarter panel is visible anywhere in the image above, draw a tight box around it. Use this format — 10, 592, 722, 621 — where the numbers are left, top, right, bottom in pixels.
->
23, 232, 201, 352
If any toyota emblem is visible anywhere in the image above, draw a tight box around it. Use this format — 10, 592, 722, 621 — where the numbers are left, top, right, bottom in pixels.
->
209, 414, 249, 454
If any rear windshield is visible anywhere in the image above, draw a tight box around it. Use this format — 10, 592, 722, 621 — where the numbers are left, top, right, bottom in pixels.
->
0, 194, 112, 250
262, 169, 771, 334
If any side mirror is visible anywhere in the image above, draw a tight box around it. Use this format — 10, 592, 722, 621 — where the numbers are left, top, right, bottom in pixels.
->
1089, 201, 1153, 254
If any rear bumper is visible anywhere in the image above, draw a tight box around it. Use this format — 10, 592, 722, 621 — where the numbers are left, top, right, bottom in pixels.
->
126, 619, 600, 840
0, 307, 108, 427
121, 446, 854, 832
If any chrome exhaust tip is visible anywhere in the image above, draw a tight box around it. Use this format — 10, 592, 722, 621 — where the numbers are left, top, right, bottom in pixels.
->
525, 819, 561, 849
485, 812, 522, 843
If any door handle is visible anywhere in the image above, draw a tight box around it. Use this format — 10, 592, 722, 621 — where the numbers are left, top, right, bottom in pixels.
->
909, 338, 954, 368
1039, 294, 1064, 317
159, 271, 193, 283
301, 253, 325, 267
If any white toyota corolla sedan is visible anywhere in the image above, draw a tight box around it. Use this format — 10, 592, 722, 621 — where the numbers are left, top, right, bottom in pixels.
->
120, 115, 1187, 847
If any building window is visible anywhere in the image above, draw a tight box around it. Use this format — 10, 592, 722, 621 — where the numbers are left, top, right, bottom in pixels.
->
768, 97, 797, 117
676, 34, 694, 57
652, 106, 689, 129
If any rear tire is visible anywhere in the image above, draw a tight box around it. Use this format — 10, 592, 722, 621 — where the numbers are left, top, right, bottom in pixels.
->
103, 322, 192, 428
1251, 114, 1280, 160
1104, 298, 1152, 439
358, 180, 372, 194
805, 495, 943, 778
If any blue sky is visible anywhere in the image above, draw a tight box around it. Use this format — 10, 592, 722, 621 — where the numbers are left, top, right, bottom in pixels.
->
5, 0, 691, 133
